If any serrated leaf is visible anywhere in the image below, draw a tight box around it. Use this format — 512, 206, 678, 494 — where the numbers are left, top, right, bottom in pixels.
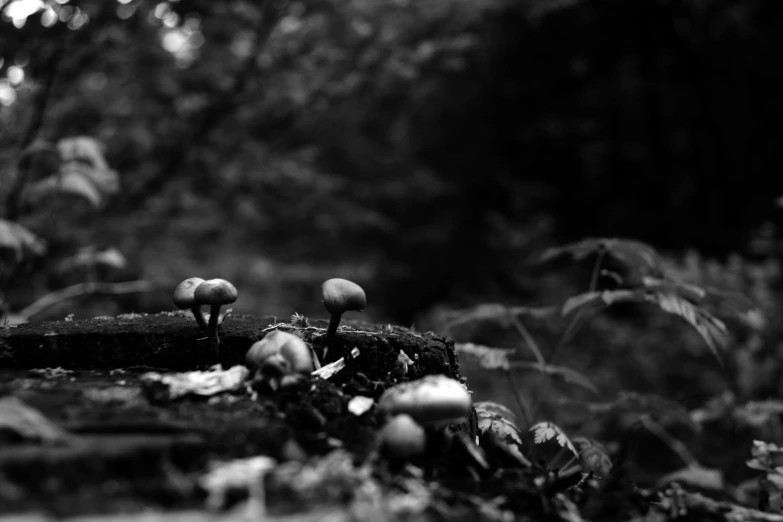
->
511, 361, 598, 394
572, 436, 612, 477
476, 401, 523, 445
455, 342, 513, 371
475, 401, 519, 424
650, 292, 730, 359
530, 421, 577, 456
24, 170, 103, 208
563, 288, 730, 361
541, 237, 665, 277
476, 401, 532, 467
0, 219, 46, 262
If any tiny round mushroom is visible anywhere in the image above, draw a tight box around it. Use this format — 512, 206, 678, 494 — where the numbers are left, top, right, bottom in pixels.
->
193, 278, 238, 342
321, 278, 366, 344
245, 330, 314, 374
377, 374, 472, 428
379, 414, 426, 460
173, 277, 208, 329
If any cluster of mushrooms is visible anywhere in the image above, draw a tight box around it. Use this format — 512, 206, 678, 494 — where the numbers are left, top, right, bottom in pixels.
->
172, 276, 474, 461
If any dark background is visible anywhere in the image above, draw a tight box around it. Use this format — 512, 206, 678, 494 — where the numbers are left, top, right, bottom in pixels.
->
3, 0, 783, 326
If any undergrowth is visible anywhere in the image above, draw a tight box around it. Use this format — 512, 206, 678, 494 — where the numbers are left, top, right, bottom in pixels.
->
450, 237, 783, 515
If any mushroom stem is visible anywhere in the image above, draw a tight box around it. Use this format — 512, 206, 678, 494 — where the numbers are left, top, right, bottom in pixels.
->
208, 304, 222, 342
325, 313, 341, 342
191, 306, 208, 329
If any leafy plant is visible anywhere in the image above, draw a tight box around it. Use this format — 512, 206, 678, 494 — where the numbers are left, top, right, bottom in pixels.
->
551, 238, 760, 362
0, 135, 142, 324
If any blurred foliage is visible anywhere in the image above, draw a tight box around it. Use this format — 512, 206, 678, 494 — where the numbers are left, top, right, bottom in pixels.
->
3, 0, 783, 324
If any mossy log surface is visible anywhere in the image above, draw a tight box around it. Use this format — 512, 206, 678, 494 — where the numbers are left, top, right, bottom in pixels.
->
0, 312, 461, 381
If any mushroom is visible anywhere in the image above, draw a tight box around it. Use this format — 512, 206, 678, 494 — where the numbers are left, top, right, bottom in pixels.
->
379, 414, 426, 460
245, 330, 314, 374
377, 375, 472, 428
173, 277, 208, 329
321, 278, 366, 343
193, 278, 238, 343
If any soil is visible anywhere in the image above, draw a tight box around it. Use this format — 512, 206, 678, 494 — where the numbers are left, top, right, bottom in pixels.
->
0, 312, 746, 521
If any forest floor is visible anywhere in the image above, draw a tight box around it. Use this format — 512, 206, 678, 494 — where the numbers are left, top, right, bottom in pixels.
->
0, 312, 772, 521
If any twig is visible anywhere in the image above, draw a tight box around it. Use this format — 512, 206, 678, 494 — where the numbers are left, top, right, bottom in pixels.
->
10, 280, 158, 321
528, 247, 606, 422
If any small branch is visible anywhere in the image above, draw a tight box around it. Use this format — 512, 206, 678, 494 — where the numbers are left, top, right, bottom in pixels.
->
11, 280, 158, 321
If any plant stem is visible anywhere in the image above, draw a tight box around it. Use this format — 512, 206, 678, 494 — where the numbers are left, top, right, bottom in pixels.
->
508, 312, 546, 366
528, 247, 607, 422
504, 369, 532, 429
549, 247, 608, 363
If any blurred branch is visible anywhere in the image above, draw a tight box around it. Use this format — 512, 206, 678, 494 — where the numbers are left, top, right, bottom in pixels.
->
6, 280, 158, 322
113, 0, 283, 215
4, 30, 69, 221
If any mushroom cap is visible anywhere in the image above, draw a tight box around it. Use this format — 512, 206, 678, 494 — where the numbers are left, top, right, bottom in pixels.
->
321, 278, 366, 316
193, 278, 238, 306
379, 414, 426, 460
377, 375, 472, 426
173, 277, 205, 309
245, 330, 313, 374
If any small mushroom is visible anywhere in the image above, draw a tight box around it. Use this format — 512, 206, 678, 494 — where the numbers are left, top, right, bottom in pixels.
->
321, 278, 366, 343
245, 330, 314, 374
193, 278, 238, 343
173, 277, 208, 329
377, 375, 472, 428
379, 414, 426, 460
